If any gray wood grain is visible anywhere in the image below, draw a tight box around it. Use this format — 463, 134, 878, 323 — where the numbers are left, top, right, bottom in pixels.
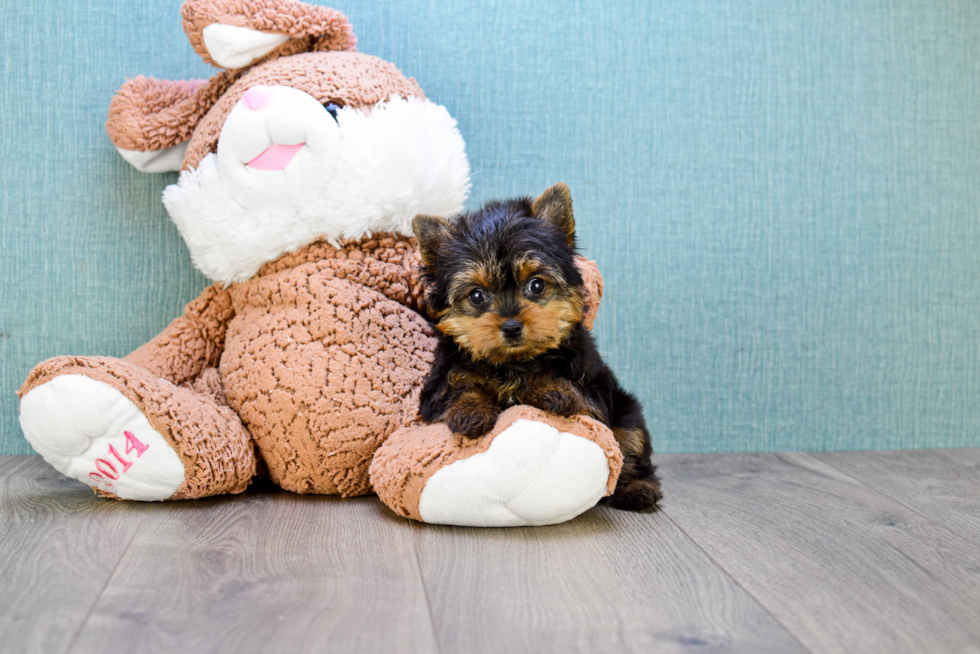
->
813, 448, 980, 548
7, 451, 980, 654
68, 486, 439, 654
0, 456, 147, 654
658, 452, 980, 654
0, 454, 33, 478
411, 506, 806, 654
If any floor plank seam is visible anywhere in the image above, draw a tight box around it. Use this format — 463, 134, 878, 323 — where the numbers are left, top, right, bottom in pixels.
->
408, 520, 443, 654
656, 506, 815, 653
794, 453, 980, 550
61, 524, 137, 654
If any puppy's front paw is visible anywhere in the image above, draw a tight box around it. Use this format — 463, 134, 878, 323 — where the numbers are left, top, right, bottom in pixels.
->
604, 478, 663, 512
446, 403, 500, 439
536, 390, 580, 417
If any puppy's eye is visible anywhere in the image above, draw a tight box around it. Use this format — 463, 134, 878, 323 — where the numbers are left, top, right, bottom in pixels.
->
468, 288, 488, 307
527, 278, 546, 295
322, 102, 341, 122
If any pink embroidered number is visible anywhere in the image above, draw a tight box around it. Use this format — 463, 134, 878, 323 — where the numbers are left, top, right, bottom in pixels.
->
88, 431, 149, 488
107, 445, 132, 472
94, 458, 118, 479
125, 430, 149, 457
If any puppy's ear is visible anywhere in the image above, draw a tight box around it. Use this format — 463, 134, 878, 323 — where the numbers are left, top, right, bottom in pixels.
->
413, 215, 451, 268
532, 182, 575, 246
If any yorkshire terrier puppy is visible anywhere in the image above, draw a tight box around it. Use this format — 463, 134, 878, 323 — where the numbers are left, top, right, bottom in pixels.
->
412, 183, 662, 511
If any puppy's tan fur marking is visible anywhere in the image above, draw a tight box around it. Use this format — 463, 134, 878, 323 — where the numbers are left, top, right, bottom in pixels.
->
514, 255, 564, 287
447, 261, 495, 304
436, 289, 583, 364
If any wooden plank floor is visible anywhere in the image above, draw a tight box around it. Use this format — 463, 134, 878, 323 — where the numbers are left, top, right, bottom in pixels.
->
2, 451, 978, 654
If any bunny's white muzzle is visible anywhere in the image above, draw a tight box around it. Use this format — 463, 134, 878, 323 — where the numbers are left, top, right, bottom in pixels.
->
164, 86, 470, 285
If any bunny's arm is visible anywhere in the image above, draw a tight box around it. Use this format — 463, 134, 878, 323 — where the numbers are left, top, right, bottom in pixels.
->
124, 284, 235, 386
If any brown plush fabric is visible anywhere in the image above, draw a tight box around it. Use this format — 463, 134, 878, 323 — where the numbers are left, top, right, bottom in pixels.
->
18, 357, 255, 500
181, 51, 425, 170
577, 257, 604, 331
181, 0, 357, 70
218, 234, 436, 496
124, 283, 236, 386
106, 73, 241, 152
188, 366, 230, 405
369, 405, 625, 522
254, 235, 428, 310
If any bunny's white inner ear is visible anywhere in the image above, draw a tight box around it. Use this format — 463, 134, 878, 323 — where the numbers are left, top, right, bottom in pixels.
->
202, 24, 291, 69
116, 142, 189, 173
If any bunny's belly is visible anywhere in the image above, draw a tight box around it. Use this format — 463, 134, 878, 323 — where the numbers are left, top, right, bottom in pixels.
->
219, 277, 437, 495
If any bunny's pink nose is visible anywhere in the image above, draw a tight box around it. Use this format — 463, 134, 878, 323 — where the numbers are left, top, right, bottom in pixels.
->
242, 86, 274, 111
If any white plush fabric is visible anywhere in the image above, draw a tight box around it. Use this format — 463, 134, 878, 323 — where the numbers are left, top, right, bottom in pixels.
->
19, 375, 185, 501
117, 142, 189, 173
201, 24, 290, 69
163, 87, 471, 285
417, 419, 611, 527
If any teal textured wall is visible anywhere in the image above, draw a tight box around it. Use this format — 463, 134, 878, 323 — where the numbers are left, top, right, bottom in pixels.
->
2, 1, 979, 454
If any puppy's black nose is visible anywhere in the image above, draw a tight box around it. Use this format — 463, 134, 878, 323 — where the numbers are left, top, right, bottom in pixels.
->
500, 319, 524, 340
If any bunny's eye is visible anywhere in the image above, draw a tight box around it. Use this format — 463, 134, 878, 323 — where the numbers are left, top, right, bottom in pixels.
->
322, 102, 341, 122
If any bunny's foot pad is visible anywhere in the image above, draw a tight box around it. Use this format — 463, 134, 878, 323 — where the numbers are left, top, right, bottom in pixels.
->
370, 406, 623, 527
19, 375, 185, 500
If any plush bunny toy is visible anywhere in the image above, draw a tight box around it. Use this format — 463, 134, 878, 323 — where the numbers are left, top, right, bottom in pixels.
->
18, 0, 624, 527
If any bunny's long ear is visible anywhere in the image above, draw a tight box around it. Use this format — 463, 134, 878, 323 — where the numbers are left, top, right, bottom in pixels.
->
181, 0, 356, 70
106, 72, 239, 173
